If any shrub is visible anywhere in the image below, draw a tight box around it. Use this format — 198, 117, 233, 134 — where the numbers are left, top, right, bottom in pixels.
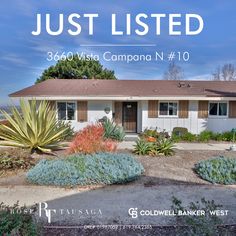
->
0, 202, 39, 236
172, 128, 197, 142
133, 137, 175, 156
102, 119, 125, 141
102, 139, 118, 152
140, 129, 159, 139
0, 100, 72, 153
139, 129, 170, 141
195, 156, 236, 184
181, 132, 197, 142
0, 148, 35, 170
27, 159, 80, 186
26, 153, 144, 186
173, 129, 236, 143
171, 134, 181, 143
211, 132, 224, 141
133, 139, 153, 155
221, 131, 234, 141
198, 130, 214, 142
69, 124, 104, 154
68, 124, 117, 154
155, 137, 175, 156
171, 197, 222, 236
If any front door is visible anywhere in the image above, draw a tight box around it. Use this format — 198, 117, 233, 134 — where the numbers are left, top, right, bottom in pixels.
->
123, 102, 137, 133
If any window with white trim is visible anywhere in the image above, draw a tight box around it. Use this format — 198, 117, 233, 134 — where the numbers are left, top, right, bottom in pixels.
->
159, 102, 178, 116
209, 102, 227, 117
57, 102, 76, 120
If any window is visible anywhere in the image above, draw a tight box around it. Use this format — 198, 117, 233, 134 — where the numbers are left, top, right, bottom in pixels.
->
57, 102, 76, 120
209, 102, 227, 117
159, 102, 178, 116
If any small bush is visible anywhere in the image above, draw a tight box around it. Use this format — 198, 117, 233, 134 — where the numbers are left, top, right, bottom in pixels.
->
68, 124, 117, 154
133, 139, 153, 155
155, 137, 175, 156
102, 119, 125, 141
195, 156, 236, 184
198, 130, 214, 142
133, 137, 175, 156
140, 129, 159, 139
0, 100, 72, 153
171, 197, 222, 236
102, 139, 118, 152
221, 131, 234, 141
0, 148, 35, 170
140, 129, 170, 140
0, 202, 39, 236
211, 132, 224, 141
172, 128, 197, 142
172, 129, 236, 143
181, 132, 197, 142
27, 153, 144, 186
27, 159, 80, 186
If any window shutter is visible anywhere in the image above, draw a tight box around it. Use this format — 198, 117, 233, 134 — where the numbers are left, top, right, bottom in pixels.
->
179, 100, 189, 118
229, 101, 236, 118
198, 101, 209, 118
114, 102, 122, 124
148, 100, 158, 118
48, 100, 56, 111
77, 101, 88, 122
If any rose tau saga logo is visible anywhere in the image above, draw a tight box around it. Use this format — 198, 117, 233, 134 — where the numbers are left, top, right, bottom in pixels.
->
38, 202, 102, 223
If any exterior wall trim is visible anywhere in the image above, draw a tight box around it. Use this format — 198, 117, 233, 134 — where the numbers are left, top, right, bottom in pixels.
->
13, 96, 236, 101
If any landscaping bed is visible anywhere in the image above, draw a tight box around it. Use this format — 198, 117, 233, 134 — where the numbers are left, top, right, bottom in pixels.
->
134, 149, 236, 186
1, 149, 236, 187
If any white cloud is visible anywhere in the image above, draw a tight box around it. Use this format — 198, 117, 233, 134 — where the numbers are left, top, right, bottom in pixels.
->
13, 0, 38, 17
1, 54, 28, 66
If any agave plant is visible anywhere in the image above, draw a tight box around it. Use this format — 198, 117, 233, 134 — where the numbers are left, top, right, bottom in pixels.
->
155, 137, 175, 156
102, 119, 125, 142
0, 99, 72, 153
133, 139, 153, 155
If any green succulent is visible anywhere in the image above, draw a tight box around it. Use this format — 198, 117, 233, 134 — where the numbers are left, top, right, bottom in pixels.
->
156, 137, 175, 156
133, 139, 153, 155
102, 118, 125, 141
0, 99, 72, 153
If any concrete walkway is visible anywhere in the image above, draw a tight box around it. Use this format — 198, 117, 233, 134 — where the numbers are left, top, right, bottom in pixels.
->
118, 141, 234, 151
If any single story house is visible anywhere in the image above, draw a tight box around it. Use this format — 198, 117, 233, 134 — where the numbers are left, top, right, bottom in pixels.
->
9, 79, 236, 134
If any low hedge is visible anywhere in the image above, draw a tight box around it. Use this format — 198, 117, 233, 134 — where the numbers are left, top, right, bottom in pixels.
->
195, 156, 236, 185
172, 129, 236, 143
26, 153, 144, 186
0, 202, 39, 236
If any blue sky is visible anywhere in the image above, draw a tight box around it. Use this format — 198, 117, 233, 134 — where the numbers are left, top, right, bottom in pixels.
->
0, 0, 236, 105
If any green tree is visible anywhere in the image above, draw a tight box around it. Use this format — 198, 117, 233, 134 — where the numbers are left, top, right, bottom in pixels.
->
36, 55, 117, 83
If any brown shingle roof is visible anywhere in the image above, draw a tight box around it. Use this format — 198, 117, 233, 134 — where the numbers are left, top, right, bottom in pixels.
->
9, 79, 236, 98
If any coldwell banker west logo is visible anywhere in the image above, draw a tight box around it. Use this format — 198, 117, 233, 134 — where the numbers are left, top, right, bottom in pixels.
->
128, 208, 228, 219
38, 202, 102, 223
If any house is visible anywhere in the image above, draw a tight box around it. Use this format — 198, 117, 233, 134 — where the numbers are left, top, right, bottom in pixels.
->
9, 79, 236, 134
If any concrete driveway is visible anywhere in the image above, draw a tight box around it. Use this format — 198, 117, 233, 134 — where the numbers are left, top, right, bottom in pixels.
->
0, 183, 236, 226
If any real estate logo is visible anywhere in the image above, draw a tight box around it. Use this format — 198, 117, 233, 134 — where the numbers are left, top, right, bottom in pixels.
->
38, 202, 102, 224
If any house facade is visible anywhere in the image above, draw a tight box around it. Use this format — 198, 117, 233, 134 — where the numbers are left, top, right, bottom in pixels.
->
10, 79, 236, 134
